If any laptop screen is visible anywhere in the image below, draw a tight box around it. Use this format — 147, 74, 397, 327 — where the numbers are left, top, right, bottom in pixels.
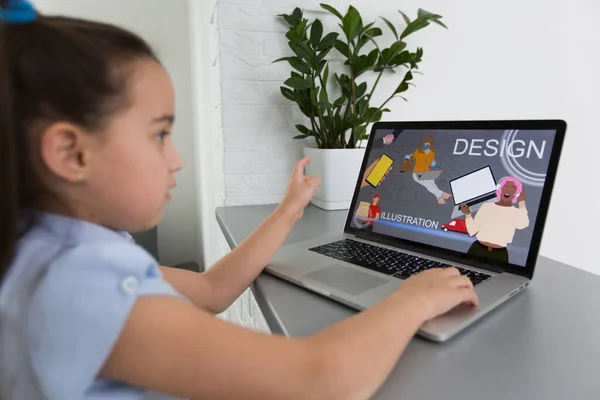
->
348, 127, 558, 268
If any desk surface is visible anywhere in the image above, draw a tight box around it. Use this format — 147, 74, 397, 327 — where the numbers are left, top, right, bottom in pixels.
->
216, 204, 600, 400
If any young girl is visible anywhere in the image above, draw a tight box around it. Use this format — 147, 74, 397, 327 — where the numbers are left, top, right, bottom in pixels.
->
0, 1, 478, 399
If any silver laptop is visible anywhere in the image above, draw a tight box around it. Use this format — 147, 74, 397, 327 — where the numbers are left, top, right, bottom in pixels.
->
267, 120, 566, 342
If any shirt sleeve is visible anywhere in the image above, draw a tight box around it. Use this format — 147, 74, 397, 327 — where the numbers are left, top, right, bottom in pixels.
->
27, 241, 187, 400
514, 201, 530, 229
466, 204, 486, 236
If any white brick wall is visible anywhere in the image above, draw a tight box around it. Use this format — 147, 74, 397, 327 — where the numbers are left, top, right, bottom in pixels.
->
218, 0, 340, 206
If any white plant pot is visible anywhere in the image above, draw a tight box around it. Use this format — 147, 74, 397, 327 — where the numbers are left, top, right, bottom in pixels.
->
303, 146, 366, 211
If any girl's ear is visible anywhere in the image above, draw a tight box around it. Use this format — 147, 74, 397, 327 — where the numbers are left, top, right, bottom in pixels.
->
38, 122, 91, 183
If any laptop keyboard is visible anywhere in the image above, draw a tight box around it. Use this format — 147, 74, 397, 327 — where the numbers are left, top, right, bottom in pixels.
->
309, 239, 492, 286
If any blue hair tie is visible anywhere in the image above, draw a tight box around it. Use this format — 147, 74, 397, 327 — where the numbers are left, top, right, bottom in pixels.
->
0, 0, 37, 24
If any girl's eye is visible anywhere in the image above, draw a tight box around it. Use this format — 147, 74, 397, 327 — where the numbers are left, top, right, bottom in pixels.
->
157, 131, 168, 142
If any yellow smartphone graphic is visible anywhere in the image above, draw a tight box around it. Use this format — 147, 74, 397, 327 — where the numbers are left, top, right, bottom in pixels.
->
366, 154, 393, 187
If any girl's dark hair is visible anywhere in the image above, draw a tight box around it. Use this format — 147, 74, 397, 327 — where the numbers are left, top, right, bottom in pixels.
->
0, 2, 158, 282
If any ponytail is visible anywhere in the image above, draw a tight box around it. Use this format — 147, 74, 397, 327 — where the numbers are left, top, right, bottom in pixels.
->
0, 22, 19, 281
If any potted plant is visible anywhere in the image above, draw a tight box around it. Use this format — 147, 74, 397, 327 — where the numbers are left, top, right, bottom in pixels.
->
275, 3, 446, 210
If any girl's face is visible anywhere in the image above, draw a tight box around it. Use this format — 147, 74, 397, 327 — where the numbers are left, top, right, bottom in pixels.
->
39, 59, 183, 231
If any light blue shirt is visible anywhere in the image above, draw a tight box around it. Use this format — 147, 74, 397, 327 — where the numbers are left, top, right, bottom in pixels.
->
0, 211, 188, 400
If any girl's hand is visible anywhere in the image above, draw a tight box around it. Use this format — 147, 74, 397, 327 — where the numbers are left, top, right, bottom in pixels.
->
394, 268, 479, 322
279, 157, 321, 221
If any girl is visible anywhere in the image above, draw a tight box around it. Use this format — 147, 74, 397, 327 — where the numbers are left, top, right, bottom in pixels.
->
0, 1, 479, 399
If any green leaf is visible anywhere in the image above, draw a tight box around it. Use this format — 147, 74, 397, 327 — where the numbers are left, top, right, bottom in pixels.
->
289, 40, 314, 60
356, 82, 367, 98
335, 73, 351, 97
390, 50, 410, 67
273, 57, 291, 63
281, 14, 297, 26
295, 19, 309, 36
333, 96, 345, 108
291, 71, 303, 79
280, 87, 296, 102
295, 124, 310, 134
417, 9, 438, 19
294, 134, 310, 139
318, 32, 339, 51
395, 82, 409, 94
364, 27, 383, 39
398, 10, 411, 25
286, 30, 302, 42
356, 27, 382, 53
334, 39, 350, 56
316, 59, 327, 75
288, 57, 312, 74
417, 9, 447, 28
390, 40, 407, 53
364, 107, 378, 121
284, 77, 313, 90
310, 19, 323, 48
315, 48, 331, 63
352, 55, 371, 77
309, 88, 318, 106
367, 49, 379, 66
292, 7, 303, 22
320, 3, 343, 20
380, 17, 398, 40
334, 114, 343, 132
373, 110, 383, 122
322, 63, 330, 87
359, 22, 375, 35
400, 20, 430, 40
342, 6, 362, 42
431, 19, 447, 29
357, 97, 368, 115
386, 41, 407, 63
319, 85, 329, 105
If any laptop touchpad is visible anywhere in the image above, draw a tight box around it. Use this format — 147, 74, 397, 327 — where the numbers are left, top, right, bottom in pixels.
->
302, 264, 388, 295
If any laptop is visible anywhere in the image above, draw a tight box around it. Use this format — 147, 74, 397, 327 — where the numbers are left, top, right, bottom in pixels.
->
448, 165, 498, 219
266, 120, 566, 341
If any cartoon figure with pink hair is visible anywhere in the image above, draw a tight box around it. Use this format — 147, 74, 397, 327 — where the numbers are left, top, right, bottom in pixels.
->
459, 177, 529, 263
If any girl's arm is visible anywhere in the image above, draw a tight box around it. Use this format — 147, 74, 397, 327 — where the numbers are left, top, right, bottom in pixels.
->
201, 203, 299, 313
161, 158, 320, 314
158, 205, 297, 314
100, 268, 478, 400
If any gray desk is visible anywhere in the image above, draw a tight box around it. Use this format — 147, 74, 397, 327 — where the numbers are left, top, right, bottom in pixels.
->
216, 204, 600, 400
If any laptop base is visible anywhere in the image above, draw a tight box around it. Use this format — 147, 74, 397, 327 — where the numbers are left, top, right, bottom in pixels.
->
267, 233, 529, 342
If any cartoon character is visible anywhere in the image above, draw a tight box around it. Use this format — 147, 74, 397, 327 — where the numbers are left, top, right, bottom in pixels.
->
404, 135, 452, 205
361, 158, 392, 188
460, 177, 530, 263
364, 194, 381, 234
